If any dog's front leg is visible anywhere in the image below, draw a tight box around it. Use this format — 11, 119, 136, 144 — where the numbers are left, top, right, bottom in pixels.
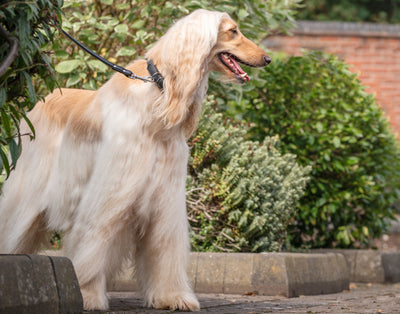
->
135, 152, 200, 311
135, 202, 200, 311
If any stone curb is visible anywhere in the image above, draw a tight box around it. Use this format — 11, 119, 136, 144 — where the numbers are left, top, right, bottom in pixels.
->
0, 254, 83, 313
40, 250, 400, 299
109, 252, 350, 298
313, 250, 400, 284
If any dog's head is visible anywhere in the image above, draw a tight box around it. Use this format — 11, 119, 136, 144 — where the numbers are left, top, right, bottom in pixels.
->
209, 17, 271, 84
146, 10, 270, 130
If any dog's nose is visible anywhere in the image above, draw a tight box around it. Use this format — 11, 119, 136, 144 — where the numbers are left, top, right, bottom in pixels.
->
263, 55, 272, 65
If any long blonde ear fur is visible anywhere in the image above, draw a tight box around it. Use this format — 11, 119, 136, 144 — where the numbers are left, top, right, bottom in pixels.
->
146, 10, 228, 128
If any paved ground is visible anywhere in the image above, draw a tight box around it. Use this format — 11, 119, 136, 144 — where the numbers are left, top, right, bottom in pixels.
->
87, 283, 400, 313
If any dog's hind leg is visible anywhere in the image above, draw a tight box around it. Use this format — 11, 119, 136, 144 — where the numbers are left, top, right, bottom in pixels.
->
0, 110, 60, 254
0, 199, 48, 254
62, 216, 132, 311
11, 213, 48, 254
0, 171, 49, 254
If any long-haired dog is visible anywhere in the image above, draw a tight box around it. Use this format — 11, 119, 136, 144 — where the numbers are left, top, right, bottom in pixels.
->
0, 9, 270, 311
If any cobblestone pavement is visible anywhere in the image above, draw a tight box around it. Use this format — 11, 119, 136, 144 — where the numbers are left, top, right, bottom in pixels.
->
87, 283, 400, 313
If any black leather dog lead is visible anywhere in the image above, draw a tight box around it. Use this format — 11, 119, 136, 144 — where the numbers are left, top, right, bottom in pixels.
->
61, 29, 164, 91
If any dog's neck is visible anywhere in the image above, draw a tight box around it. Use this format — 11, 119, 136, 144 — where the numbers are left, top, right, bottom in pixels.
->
181, 72, 210, 138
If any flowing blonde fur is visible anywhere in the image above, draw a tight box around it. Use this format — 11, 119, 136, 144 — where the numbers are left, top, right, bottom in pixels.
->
0, 9, 270, 311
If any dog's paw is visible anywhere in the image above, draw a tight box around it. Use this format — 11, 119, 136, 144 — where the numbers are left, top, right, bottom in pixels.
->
81, 288, 109, 311
153, 292, 200, 311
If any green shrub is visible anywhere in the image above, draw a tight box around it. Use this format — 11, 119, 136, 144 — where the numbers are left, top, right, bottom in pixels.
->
46, 0, 306, 253
187, 97, 311, 252
297, 0, 400, 23
0, 0, 63, 176
225, 51, 400, 248
52, 0, 300, 89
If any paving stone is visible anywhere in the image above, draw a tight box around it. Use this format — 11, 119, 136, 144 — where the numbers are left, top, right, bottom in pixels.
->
98, 283, 400, 313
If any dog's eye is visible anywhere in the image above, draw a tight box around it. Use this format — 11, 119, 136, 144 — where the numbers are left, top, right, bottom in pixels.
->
230, 28, 238, 34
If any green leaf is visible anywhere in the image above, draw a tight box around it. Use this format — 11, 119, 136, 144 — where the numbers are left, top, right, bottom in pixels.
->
131, 20, 145, 29
0, 88, 6, 108
115, 3, 130, 10
100, 0, 113, 4
1, 110, 12, 136
54, 50, 70, 59
66, 74, 82, 87
55, 60, 81, 73
316, 122, 323, 133
20, 112, 35, 139
238, 9, 249, 20
116, 47, 136, 57
9, 138, 20, 167
332, 136, 341, 148
22, 71, 36, 104
0, 147, 10, 178
114, 24, 129, 33
87, 60, 108, 72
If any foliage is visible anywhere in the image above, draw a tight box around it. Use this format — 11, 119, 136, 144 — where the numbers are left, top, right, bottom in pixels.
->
187, 97, 310, 252
0, 0, 63, 176
48, 0, 306, 252
53, 0, 301, 89
297, 0, 400, 23
225, 51, 400, 249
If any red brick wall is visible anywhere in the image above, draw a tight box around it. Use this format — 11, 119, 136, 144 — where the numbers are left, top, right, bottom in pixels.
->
264, 21, 400, 138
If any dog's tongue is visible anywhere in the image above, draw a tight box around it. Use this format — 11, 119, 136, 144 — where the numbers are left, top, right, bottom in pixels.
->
221, 53, 249, 82
230, 57, 249, 82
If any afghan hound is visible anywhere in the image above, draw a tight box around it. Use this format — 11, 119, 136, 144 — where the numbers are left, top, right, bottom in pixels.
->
0, 9, 270, 311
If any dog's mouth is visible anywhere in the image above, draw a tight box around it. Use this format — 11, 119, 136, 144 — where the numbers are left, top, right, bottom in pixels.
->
218, 53, 253, 83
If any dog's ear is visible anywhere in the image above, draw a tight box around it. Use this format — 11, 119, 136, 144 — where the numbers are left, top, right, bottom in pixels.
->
146, 10, 227, 128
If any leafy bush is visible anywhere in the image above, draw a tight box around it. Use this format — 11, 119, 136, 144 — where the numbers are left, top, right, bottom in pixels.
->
297, 0, 400, 23
45, 0, 307, 253
187, 97, 311, 252
226, 51, 400, 248
0, 0, 63, 176
53, 0, 300, 89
